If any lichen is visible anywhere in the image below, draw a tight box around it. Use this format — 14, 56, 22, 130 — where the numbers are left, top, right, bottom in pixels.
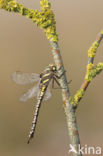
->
96, 62, 103, 74
86, 63, 94, 72
73, 89, 84, 106
69, 89, 85, 107
0, 0, 58, 42
85, 62, 103, 82
88, 41, 99, 58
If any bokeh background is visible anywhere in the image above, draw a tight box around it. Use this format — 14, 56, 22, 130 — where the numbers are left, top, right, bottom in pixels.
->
0, 0, 103, 156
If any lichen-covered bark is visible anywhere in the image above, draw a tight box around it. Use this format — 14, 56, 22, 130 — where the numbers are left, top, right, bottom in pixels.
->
50, 41, 82, 156
70, 31, 103, 108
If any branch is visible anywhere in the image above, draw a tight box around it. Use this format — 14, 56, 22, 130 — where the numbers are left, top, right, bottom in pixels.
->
50, 41, 82, 156
70, 31, 103, 108
0, 0, 58, 42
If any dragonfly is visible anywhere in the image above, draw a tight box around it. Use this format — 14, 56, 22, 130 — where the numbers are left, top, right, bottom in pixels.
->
12, 64, 65, 144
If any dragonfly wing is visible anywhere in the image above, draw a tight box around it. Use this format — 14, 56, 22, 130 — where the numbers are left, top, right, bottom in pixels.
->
20, 83, 40, 102
12, 71, 40, 85
43, 87, 52, 101
37, 89, 40, 100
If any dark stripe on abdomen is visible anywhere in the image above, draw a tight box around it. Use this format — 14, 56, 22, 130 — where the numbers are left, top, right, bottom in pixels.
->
27, 89, 46, 144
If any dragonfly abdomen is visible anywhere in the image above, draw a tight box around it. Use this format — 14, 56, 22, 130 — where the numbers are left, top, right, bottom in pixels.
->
27, 85, 47, 144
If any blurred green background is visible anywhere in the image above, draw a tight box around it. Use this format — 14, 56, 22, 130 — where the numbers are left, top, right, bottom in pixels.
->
0, 0, 103, 156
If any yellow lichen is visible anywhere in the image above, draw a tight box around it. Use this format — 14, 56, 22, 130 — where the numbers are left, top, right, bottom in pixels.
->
96, 62, 103, 74
69, 89, 85, 107
88, 41, 99, 58
86, 63, 94, 72
85, 62, 103, 82
73, 89, 84, 106
0, 0, 58, 42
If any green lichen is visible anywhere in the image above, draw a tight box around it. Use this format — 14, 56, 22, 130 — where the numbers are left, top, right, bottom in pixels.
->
73, 89, 84, 107
86, 63, 94, 72
85, 62, 103, 82
69, 62, 103, 107
0, 0, 37, 16
69, 89, 85, 107
95, 62, 103, 74
85, 63, 94, 82
40, 0, 51, 9
0, 0, 17, 11
0, 0, 58, 42
88, 41, 99, 58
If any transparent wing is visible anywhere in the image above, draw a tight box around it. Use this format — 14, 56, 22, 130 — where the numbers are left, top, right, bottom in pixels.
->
36, 86, 52, 101
43, 87, 52, 101
20, 82, 40, 102
12, 71, 40, 85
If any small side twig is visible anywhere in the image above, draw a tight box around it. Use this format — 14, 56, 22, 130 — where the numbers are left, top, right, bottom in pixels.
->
70, 31, 103, 108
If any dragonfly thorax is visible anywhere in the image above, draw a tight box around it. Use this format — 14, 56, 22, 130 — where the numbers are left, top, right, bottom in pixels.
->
45, 64, 57, 72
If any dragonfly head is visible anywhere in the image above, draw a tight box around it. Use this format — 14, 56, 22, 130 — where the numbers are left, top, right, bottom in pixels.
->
49, 64, 57, 72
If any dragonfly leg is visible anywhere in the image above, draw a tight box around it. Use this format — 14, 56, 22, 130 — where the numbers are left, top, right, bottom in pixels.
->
52, 77, 62, 89
52, 77, 72, 89
67, 80, 72, 84
52, 78, 55, 88
56, 67, 72, 84
54, 70, 66, 79
54, 77, 61, 86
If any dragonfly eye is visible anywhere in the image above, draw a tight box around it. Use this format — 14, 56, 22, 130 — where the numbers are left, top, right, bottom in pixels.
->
48, 64, 56, 71
52, 66, 56, 71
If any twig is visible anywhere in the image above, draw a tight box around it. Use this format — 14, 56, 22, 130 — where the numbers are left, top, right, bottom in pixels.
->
71, 31, 103, 108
